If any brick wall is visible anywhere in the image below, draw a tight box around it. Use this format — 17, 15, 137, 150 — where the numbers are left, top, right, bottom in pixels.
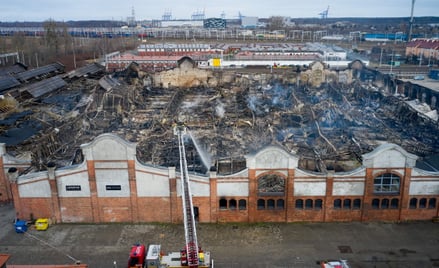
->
59, 197, 93, 222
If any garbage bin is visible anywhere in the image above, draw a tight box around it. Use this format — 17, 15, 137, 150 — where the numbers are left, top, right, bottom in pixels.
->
14, 220, 28, 233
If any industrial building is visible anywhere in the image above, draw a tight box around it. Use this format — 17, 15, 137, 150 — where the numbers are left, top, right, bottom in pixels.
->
105, 42, 361, 71
2, 133, 438, 224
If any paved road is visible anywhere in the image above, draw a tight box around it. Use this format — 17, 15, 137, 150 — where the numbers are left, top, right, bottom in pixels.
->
1, 203, 438, 268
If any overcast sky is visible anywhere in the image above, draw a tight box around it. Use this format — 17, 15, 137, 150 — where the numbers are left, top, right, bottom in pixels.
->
1, 0, 438, 22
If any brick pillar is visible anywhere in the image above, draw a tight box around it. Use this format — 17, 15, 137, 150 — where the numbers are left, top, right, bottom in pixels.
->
87, 160, 100, 223
168, 167, 179, 223
361, 168, 374, 222
0, 157, 9, 202
285, 168, 295, 222
248, 169, 257, 223
7, 168, 21, 220
399, 167, 412, 221
128, 160, 138, 222
324, 171, 334, 222
47, 162, 61, 223
209, 171, 217, 223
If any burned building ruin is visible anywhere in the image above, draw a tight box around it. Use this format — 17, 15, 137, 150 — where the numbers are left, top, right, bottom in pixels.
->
0, 58, 438, 176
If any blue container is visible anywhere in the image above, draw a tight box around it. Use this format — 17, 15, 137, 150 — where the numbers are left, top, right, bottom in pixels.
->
14, 220, 28, 233
428, 70, 439, 80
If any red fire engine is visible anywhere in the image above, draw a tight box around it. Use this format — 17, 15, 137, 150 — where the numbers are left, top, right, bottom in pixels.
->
127, 244, 146, 268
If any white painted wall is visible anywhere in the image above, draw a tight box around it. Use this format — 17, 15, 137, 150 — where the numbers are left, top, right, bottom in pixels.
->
371, 150, 406, 168
247, 146, 298, 169
136, 172, 170, 197
19, 179, 51, 198
409, 181, 439, 195
294, 181, 326, 196
217, 182, 249, 196
333, 181, 365, 196
95, 169, 130, 197
57, 171, 91, 197
176, 177, 210, 197
81, 133, 136, 161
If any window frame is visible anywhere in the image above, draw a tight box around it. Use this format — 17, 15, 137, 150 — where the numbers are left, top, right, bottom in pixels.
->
373, 173, 401, 194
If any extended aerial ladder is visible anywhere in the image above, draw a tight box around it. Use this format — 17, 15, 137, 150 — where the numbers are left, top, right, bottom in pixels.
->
175, 124, 199, 268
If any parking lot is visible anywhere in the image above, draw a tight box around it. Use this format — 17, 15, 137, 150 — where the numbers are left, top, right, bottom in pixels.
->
1, 203, 438, 268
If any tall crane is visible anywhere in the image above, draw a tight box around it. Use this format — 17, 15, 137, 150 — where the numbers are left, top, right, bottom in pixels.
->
175, 124, 199, 268
319, 6, 329, 19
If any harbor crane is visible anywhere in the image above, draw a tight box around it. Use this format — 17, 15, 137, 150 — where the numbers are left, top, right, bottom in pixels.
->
319, 6, 329, 19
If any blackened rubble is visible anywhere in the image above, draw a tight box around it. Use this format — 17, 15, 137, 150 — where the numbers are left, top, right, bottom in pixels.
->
0, 63, 438, 174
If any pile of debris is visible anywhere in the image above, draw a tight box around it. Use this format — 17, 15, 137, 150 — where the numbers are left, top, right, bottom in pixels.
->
0, 62, 438, 175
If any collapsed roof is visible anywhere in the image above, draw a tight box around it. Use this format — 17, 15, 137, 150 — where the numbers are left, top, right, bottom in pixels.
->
0, 61, 438, 175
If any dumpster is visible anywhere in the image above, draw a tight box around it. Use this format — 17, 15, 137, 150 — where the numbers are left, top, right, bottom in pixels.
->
35, 218, 49, 231
14, 220, 28, 233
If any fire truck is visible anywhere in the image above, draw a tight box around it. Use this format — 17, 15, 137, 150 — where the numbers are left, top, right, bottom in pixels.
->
320, 260, 350, 268
127, 244, 146, 268
126, 124, 212, 268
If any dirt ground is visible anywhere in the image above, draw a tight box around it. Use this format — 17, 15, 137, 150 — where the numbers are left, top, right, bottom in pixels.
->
0, 203, 438, 268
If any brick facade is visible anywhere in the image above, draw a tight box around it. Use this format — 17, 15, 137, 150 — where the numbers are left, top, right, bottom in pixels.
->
2, 134, 439, 224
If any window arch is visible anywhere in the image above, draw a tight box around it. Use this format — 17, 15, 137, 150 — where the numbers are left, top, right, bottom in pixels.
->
353, 199, 361, 209
409, 198, 417, 209
305, 199, 313, 209
277, 199, 285, 209
315, 199, 323, 210
239, 199, 247, 210
257, 199, 265, 210
373, 173, 400, 194
381, 198, 389, 209
372, 198, 380, 209
295, 199, 304, 209
219, 198, 227, 209
343, 199, 351, 209
419, 198, 427, 208
229, 199, 237, 210
267, 199, 275, 210
257, 174, 285, 195
428, 198, 437, 209
390, 198, 399, 209
334, 199, 342, 209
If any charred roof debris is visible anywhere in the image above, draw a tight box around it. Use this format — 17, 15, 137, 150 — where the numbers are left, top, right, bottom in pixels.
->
0, 59, 438, 175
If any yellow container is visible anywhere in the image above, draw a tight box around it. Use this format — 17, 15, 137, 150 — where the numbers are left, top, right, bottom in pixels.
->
35, 218, 49, 231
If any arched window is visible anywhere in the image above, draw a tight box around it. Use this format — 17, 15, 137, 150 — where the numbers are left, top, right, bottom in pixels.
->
390, 198, 399, 209
343, 199, 351, 209
219, 198, 227, 210
315, 199, 323, 210
277, 199, 285, 209
257, 174, 285, 195
229, 199, 237, 210
428, 198, 437, 209
257, 199, 265, 210
409, 198, 417, 209
381, 198, 389, 209
372, 198, 380, 209
239, 199, 247, 210
334, 199, 342, 209
295, 199, 304, 209
373, 173, 400, 194
267, 199, 275, 210
419, 198, 427, 208
305, 199, 313, 209
353, 199, 361, 209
